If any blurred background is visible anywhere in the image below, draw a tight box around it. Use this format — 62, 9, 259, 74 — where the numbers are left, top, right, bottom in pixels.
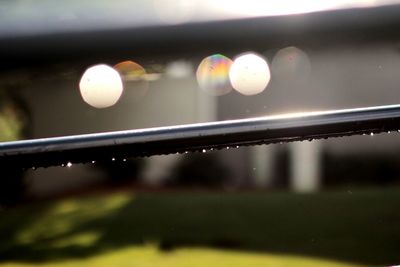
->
1, 1, 400, 266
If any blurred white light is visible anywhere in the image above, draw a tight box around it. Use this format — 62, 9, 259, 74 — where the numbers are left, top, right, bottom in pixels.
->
229, 53, 270, 96
79, 64, 123, 108
166, 60, 194, 79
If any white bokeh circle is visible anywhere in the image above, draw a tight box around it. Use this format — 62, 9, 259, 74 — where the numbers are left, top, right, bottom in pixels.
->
229, 53, 270, 96
79, 64, 123, 108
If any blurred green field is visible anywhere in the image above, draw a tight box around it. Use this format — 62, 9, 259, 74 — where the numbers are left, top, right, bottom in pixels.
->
1, 188, 400, 266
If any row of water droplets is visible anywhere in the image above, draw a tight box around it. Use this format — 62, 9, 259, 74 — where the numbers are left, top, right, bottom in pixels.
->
28, 129, 399, 170
200, 145, 240, 153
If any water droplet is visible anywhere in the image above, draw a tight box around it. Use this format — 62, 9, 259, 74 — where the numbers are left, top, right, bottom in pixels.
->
123, 159, 127, 162
92, 161, 96, 164
388, 131, 391, 134
112, 157, 115, 161
370, 132, 374, 136
67, 162, 72, 168
226, 146, 230, 150
398, 130, 400, 133
202, 149, 207, 153
61, 164, 65, 167
236, 145, 239, 148
31, 167, 36, 170
185, 151, 189, 154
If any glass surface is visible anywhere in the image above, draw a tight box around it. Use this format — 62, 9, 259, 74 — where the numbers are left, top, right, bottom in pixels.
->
1, 2, 400, 267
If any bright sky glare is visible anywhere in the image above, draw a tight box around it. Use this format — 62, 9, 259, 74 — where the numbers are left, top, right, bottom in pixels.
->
1, 0, 399, 37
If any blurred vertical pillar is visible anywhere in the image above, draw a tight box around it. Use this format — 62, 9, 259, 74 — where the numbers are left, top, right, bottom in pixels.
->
196, 90, 217, 123
289, 141, 322, 192
250, 145, 275, 188
142, 88, 218, 186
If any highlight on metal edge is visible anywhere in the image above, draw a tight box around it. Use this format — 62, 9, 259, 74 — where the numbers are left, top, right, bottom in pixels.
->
1, 104, 400, 169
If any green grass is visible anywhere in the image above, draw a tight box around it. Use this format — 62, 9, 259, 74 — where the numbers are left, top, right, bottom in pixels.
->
1, 188, 400, 266
0, 245, 358, 267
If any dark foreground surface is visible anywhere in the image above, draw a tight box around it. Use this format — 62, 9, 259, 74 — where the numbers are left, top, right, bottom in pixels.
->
0, 188, 399, 266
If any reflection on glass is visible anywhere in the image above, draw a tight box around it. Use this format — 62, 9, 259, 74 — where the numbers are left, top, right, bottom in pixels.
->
79, 64, 123, 108
196, 54, 233, 96
271, 46, 311, 84
229, 52, 270, 96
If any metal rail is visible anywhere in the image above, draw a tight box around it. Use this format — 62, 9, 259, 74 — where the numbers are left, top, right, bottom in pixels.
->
1, 104, 400, 169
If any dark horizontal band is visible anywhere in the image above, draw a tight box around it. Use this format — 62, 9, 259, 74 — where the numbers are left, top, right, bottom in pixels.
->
1, 104, 400, 168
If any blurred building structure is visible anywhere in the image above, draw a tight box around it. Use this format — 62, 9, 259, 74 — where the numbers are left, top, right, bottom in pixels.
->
11, 44, 400, 196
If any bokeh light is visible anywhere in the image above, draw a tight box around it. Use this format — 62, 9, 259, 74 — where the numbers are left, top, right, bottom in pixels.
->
229, 53, 270, 96
271, 46, 311, 84
79, 64, 123, 108
114, 61, 146, 81
114, 61, 149, 100
196, 54, 233, 96
166, 60, 194, 79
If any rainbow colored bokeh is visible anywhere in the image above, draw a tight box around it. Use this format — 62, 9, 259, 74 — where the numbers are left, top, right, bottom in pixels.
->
196, 54, 233, 96
114, 61, 146, 81
113, 60, 149, 99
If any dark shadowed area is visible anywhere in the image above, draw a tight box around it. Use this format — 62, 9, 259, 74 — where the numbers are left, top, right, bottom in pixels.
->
1, 189, 400, 266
